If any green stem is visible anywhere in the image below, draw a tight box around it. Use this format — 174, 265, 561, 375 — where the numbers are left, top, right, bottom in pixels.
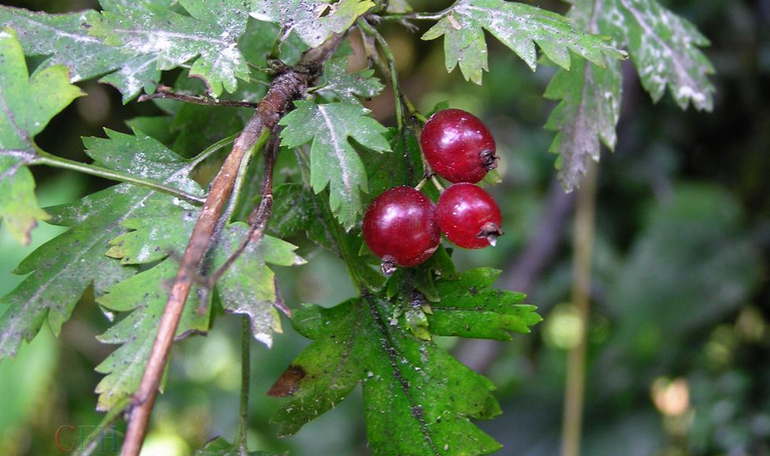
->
31, 151, 206, 205
560, 161, 598, 456
189, 133, 239, 168
223, 129, 270, 222
74, 397, 131, 456
235, 316, 252, 449
358, 19, 405, 130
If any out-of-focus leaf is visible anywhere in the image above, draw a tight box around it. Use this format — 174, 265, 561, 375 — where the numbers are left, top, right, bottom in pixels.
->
608, 184, 761, 354
279, 101, 391, 229
0, 28, 83, 244
193, 437, 286, 455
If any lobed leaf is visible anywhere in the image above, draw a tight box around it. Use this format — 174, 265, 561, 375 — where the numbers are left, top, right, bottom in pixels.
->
269, 269, 540, 455
422, 0, 625, 84
0, 130, 202, 360
317, 57, 384, 106
89, 0, 251, 98
279, 101, 391, 229
0, 28, 83, 244
250, 0, 374, 48
544, 0, 715, 190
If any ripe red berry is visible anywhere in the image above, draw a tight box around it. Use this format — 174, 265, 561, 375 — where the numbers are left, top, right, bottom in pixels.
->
420, 108, 498, 184
363, 186, 441, 274
437, 183, 503, 249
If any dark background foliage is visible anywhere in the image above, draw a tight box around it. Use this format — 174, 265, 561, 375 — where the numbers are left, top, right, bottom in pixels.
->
0, 0, 768, 455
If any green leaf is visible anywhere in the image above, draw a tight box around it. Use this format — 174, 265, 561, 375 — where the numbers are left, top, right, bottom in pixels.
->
94, 259, 208, 411
99, 213, 302, 408
250, 0, 374, 48
193, 437, 285, 456
106, 213, 304, 343
89, 0, 251, 98
279, 101, 391, 229
430, 268, 541, 339
422, 0, 625, 84
544, 56, 622, 192
0, 28, 83, 244
543, 0, 715, 190
0, 130, 202, 360
269, 292, 503, 455
613, 0, 715, 110
0, 7, 159, 102
317, 57, 384, 105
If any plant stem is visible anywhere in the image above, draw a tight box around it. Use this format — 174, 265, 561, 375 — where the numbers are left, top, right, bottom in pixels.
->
119, 33, 346, 456
138, 85, 260, 108
560, 161, 598, 456
31, 151, 206, 205
74, 398, 131, 456
190, 133, 239, 168
358, 19, 405, 130
235, 316, 251, 450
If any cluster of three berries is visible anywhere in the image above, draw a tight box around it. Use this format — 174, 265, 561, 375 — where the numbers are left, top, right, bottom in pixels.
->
363, 109, 503, 273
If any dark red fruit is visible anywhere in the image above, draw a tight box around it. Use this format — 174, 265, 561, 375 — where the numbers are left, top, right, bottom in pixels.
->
363, 186, 441, 274
420, 108, 497, 184
437, 183, 503, 249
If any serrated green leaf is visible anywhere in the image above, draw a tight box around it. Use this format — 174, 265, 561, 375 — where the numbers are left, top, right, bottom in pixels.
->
614, 0, 714, 110
279, 101, 391, 229
0, 7, 154, 102
193, 437, 286, 456
250, 0, 374, 48
422, 0, 625, 84
317, 57, 384, 105
268, 183, 315, 238
430, 268, 541, 340
0, 28, 83, 245
544, 55, 622, 192
106, 211, 304, 344
544, 0, 714, 190
89, 0, 251, 98
0, 130, 202, 360
269, 292, 502, 455
98, 211, 303, 408
94, 259, 209, 411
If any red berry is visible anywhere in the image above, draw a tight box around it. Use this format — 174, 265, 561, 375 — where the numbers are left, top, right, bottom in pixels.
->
420, 108, 498, 184
363, 186, 441, 274
437, 183, 503, 249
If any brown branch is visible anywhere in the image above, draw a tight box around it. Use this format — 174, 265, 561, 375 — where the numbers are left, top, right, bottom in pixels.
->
208, 132, 279, 286
138, 85, 261, 108
119, 32, 345, 456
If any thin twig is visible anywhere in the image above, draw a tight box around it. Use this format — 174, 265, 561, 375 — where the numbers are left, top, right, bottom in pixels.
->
208, 133, 279, 285
119, 33, 345, 456
358, 19, 405, 130
138, 85, 261, 108
74, 398, 131, 456
235, 316, 251, 450
30, 150, 206, 205
561, 161, 598, 456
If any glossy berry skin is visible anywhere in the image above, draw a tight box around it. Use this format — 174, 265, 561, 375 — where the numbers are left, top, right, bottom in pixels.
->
437, 183, 503, 249
363, 186, 441, 272
420, 108, 497, 183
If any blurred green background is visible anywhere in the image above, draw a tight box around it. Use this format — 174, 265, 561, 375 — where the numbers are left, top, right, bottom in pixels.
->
0, 0, 769, 455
